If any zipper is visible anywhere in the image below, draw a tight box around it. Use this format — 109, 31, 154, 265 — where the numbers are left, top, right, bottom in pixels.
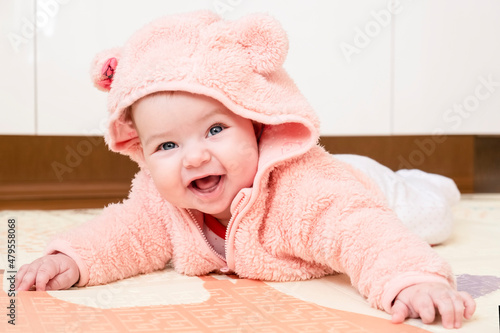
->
224, 193, 247, 270
186, 209, 226, 265
185, 192, 247, 272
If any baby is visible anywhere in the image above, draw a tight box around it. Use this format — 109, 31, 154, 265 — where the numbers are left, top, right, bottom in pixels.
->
16, 11, 475, 329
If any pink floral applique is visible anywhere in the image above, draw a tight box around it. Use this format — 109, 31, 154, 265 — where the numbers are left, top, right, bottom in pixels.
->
98, 57, 118, 90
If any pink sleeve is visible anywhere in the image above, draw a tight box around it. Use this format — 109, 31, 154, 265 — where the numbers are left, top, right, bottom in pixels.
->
44, 171, 173, 286
309, 183, 455, 311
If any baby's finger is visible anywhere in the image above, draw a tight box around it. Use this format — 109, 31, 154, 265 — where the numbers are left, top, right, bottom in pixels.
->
15, 264, 29, 290
459, 291, 476, 320
16, 262, 42, 291
452, 296, 466, 328
45, 271, 74, 291
34, 265, 57, 291
412, 294, 435, 324
435, 295, 460, 329
391, 300, 410, 324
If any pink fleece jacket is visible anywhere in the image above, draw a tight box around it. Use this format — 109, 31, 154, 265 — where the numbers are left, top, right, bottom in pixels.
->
45, 11, 455, 314
45, 144, 454, 313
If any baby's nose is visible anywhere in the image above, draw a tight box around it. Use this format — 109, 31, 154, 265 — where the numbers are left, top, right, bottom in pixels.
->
182, 147, 211, 168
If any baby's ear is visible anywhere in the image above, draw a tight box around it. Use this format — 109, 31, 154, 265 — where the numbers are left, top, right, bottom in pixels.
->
237, 14, 289, 75
90, 47, 121, 92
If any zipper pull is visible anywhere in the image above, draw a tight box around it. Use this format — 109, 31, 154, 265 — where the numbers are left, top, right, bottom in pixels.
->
230, 189, 251, 214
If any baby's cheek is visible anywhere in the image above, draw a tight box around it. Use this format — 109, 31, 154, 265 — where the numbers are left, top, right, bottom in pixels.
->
151, 180, 168, 198
239, 140, 259, 157
224, 139, 257, 171
149, 172, 175, 197
227, 162, 258, 189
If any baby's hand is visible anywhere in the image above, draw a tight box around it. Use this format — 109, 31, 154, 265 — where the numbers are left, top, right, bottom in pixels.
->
15, 253, 80, 291
391, 282, 475, 329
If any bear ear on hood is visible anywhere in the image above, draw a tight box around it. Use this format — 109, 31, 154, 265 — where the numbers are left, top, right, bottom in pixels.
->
237, 14, 289, 75
90, 47, 122, 92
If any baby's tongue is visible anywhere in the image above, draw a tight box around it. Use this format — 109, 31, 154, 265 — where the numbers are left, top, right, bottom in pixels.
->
194, 176, 220, 190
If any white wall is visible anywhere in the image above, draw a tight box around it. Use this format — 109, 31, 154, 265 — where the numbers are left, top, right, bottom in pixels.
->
393, 0, 500, 135
1, 0, 499, 136
0, 0, 36, 134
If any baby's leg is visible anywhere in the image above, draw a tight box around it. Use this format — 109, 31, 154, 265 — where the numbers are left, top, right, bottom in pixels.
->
334, 154, 460, 245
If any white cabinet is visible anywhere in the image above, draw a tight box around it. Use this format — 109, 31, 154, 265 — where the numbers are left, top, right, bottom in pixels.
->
36, 0, 210, 135
394, 0, 500, 134
1, 1, 499, 136
0, 0, 36, 135
259, 0, 392, 135
35, 0, 391, 136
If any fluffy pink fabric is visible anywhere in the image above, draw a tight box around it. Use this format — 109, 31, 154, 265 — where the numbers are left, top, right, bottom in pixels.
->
45, 146, 454, 311
46, 10, 455, 314
89, 11, 318, 165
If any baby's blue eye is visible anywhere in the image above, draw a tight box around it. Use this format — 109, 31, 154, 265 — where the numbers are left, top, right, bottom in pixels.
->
159, 142, 177, 151
208, 125, 224, 137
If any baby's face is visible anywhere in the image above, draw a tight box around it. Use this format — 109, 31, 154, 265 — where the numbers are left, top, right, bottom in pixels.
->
132, 92, 259, 225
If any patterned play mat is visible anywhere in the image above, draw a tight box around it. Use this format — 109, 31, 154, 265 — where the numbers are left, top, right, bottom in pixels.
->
1, 194, 499, 332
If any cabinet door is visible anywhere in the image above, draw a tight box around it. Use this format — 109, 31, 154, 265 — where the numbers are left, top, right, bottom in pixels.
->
394, 0, 500, 134
36, 0, 392, 136
36, 0, 209, 135
0, 0, 36, 135
271, 0, 393, 135
221, 0, 392, 135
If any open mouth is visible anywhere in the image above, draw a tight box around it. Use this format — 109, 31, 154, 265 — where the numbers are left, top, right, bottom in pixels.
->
190, 175, 222, 193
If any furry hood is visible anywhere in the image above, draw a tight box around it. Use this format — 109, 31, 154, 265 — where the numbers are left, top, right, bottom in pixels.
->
90, 10, 320, 168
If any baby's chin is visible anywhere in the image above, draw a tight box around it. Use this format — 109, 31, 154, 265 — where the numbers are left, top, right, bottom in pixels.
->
199, 205, 232, 224
205, 208, 231, 220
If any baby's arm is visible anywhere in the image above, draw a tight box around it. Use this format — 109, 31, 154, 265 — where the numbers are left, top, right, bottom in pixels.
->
42, 171, 173, 287
391, 282, 475, 329
15, 253, 79, 291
